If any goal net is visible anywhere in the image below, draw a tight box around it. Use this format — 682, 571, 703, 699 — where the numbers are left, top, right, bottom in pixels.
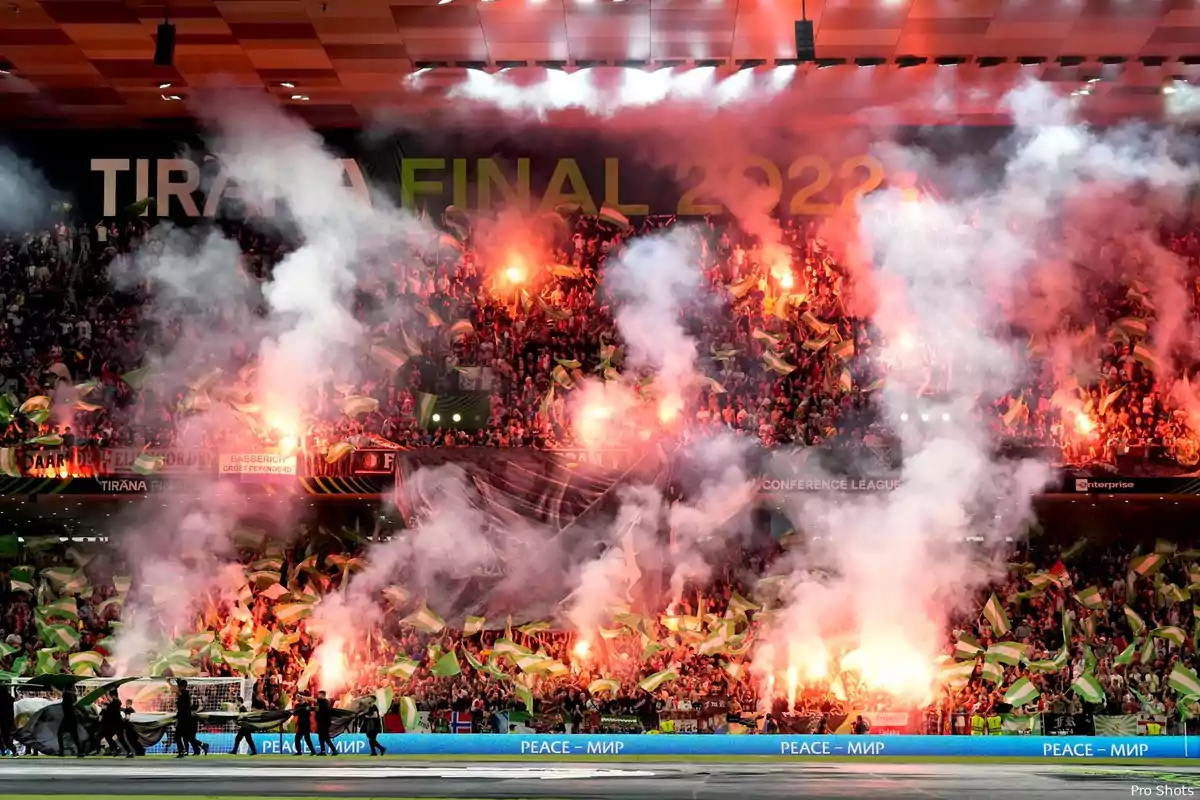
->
13, 676, 253, 754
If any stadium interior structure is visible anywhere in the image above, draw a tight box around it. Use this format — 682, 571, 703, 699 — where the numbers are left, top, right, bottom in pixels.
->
7, 2, 1200, 786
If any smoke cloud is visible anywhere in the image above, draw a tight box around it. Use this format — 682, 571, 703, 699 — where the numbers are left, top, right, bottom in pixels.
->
756, 80, 1196, 702
109, 92, 440, 668
0, 147, 56, 231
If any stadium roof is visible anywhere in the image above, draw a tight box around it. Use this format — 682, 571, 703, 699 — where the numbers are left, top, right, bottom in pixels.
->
0, 0, 1198, 127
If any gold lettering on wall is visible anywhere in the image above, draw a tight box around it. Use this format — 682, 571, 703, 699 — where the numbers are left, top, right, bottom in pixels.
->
537, 159, 597, 215
399, 154, 890, 216
400, 158, 446, 207
478, 158, 532, 210
604, 158, 649, 216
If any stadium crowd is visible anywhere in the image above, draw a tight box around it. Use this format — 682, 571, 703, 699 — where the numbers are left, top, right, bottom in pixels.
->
1, 206, 1200, 740
2, 528, 1198, 736
2, 208, 1199, 464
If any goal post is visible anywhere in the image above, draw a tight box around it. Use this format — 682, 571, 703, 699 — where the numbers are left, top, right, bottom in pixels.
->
12, 676, 253, 754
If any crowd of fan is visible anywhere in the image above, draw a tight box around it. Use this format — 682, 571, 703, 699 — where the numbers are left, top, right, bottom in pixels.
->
2, 529, 1196, 733
3, 211, 1200, 467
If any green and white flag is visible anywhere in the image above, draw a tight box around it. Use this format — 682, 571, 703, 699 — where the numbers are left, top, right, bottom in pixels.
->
35, 648, 61, 675
516, 654, 554, 674
980, 660, 1004, 683
463, 616, 486, 636
381, 657, 419, 680
430, 650, 461, 678
981, 593, 1011, 636
272, 602, 314, 626
1080, 614, 1097, 641
42, 567, 82, 591
399, 696, 420, 730
493, 638, 531, 657
1141, 635, 1158, 665
1074, 586, 1105, 610
0, 447, 19, 478
1170, 662, 1200, 697
939, 661, 976, 688
513, 684, 534, 714
725, 590, 759, 619
131, 452, 164, 475
1153, 626, 1186, 647
68, 651, 104, 676
697, 629, 730, 656
1125, 605, 1146, 635
402, 604, 446, 634
762, 351, 796, 376
1161, 584, 1192, 605
1026, 648, 1069, 673
25, 434, 62, 446
638, 669, 679, 693
43, 597, 78, 621
41, 624, 80, 651
1131, 553, 1165, 578
1027, 572, 1057, 590
1003, 677, 1041, 707
1071, 672, 1105, 704
518, 621, 551, 636
588, 678, 621, 696
954, 633, 983, 660
985, 641, 1028, 667
1114, 640, 1138, 666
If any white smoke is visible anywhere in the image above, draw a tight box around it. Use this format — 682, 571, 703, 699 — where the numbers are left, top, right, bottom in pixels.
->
760, 80, 1195, 700
111, 93, 440, 668
0, 147, 56, 231
602, 227, 706, 418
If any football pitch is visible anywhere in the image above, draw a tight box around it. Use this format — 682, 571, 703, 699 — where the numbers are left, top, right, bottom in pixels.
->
4, 756, 1200, 799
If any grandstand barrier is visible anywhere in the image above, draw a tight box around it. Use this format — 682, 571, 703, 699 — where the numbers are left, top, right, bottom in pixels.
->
173, 733, 1195, 758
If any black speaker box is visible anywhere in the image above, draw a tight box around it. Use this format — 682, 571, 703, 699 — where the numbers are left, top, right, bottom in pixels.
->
795, 20, 815, 62
155, 23, 176, 67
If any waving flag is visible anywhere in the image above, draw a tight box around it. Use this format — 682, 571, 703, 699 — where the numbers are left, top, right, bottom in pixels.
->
981, 593, 1011, 636
1074, 586, 1105, 610
1004, 677, 1040, 707
1125, 605, 1146, 635
1170, 662, 1200, 697
402, 604, 446, 634
638, 669, 679, 693
1072, 672, 1105, 704
985, 641, 1027, 667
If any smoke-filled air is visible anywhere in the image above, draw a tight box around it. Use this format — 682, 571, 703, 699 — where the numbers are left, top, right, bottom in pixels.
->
10, 71, 1200, 738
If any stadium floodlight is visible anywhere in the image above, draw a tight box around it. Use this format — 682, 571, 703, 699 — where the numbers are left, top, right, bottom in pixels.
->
432, 413, 441, 423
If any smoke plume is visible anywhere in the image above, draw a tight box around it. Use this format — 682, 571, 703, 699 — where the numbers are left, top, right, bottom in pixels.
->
110, 93, 439, 668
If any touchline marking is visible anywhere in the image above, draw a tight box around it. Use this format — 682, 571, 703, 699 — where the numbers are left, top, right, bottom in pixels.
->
16, 765, 658, 781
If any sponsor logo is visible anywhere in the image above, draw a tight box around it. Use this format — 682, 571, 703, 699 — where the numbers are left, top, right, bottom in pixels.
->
760, 478, 900, 493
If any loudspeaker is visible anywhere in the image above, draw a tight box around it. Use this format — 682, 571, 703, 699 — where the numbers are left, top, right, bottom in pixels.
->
794, 20, 815, 62
154, 23, 176, 66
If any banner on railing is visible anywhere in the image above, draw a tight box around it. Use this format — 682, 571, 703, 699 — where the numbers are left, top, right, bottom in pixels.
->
1043, 713, 1094, 736
350, 450, 398, 475
171, 733, 1195, 758
1095, 715, 1138, 736
105, 447, 214, 474
218, 453, 297, 476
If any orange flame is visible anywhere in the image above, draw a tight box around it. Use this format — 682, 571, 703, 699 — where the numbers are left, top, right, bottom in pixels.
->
315, 636, 350, 695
